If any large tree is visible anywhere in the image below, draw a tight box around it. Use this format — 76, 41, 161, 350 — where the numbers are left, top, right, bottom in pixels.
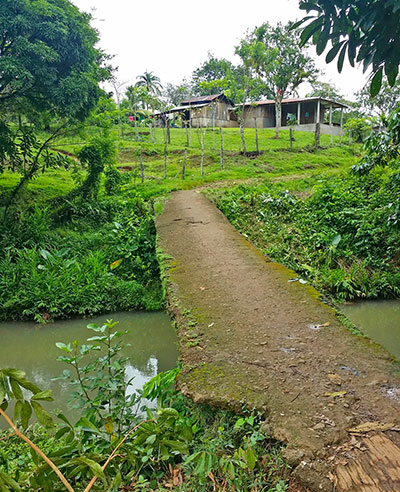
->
0, 0, 110, 209
0, 0, 108, 118
237, 22, 318, 138
295, 0, 400, 96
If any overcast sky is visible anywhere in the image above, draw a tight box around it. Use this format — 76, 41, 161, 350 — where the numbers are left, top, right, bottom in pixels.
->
71, 0, 370, 101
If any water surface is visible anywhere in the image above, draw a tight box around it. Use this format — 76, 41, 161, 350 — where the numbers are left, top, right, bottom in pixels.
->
341, 299, 400, 360
0, 311, 178, 426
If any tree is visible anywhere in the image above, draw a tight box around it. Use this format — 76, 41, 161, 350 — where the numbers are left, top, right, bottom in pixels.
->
192, 53, 241, 95
295, 0, 400, 96
307, 81, 346, 103
237, 22, 318, 138
355, 80, 400, 119
0, 0, 109, 119
0, 0, 110, 210
135, 71, 163, 108
162, 81, 192, 106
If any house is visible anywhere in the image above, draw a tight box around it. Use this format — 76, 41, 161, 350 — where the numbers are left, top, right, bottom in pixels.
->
239, 97, 348, 136
151, 94, 348, 136
151, 93, 235, 128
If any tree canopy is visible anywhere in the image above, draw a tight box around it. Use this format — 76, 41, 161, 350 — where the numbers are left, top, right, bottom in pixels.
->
0, 0, 110, 120
296, 0, 400, 96
236, 22, 317, 137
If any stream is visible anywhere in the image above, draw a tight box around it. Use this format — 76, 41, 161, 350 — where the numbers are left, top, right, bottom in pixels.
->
0, 311, 178, 428
341, 299, 400, 360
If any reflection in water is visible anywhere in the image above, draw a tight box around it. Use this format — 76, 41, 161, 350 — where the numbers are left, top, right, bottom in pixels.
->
341, 299, 400, 360
0, 311, 178, 427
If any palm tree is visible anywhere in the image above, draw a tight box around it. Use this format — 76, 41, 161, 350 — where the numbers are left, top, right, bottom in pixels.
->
135, 71, 163, 109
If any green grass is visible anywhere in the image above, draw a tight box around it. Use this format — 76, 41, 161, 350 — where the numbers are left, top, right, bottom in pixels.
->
1, 127, 361, 203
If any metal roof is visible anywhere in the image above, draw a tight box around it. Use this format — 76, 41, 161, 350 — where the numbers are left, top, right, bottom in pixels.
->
181, 94, 220, 104
152, 103, 208, 116
240, 97, 348, 109
181, 93, 234, 106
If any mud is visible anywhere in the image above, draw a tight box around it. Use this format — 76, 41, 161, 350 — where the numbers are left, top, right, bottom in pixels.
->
157, 190, 400, 491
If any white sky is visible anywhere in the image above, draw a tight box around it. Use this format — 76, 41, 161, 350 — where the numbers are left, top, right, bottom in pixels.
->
71, 0, 370, 101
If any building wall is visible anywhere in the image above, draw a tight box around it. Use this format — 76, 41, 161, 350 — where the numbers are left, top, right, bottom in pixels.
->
190, 101, 233, 128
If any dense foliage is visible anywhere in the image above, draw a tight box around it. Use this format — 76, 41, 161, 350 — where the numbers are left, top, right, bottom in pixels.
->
296, 0, 400, 96
0, 0, 108, 118
209, 172, 400, 301
0, 322, 288, 491
0, 193, 162, 321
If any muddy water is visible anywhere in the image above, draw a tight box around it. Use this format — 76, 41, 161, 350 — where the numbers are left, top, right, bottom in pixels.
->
0, 311, 178, 427
341, 300, 400, 360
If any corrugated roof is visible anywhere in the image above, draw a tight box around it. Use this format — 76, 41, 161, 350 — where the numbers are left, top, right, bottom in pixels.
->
181, 94, 220, 104
240, 97, 348, 109
152, 103, 208, 116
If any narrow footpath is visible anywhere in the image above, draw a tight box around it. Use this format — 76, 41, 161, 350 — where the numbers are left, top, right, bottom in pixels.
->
157, 190, 400, 492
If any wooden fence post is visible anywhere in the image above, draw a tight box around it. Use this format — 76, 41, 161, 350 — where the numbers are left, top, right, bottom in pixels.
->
220, 128, 224, 169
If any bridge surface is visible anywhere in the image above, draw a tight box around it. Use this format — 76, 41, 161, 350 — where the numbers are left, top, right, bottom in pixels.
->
157, 189, 400, 492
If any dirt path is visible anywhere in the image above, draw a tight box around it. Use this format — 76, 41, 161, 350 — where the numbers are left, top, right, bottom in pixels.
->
157, 190, 400, 491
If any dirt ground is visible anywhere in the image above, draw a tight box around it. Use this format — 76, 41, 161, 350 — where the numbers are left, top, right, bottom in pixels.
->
157, 190, 400, 491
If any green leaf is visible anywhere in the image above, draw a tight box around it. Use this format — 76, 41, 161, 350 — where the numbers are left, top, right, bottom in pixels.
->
78, 457, 107, 486
385, 62, 399, 87
21, 400, 32, 429
55, 426, 71, 439
370, 67, 383, 97
15, 378, 41, 395
31, 390, 53, 402
87, 323, 106, 333
10, 378, 23, 400
163, 439, 189, 455
2, 369, 26, 380
145, 434, 157, 445
0, 471, 21, 492
337, 42, 347, 73
14, 400, 23, 422
325, 41, 344, 64
55, 342, 72, 353
31, 401, 54, 428
246, 447, 257, 470
75, 417, 102, 435
300, 17, 323, 47
0, 381, 6, 403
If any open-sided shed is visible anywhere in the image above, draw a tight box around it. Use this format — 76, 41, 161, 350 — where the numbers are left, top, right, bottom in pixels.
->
239, 97, 348, 136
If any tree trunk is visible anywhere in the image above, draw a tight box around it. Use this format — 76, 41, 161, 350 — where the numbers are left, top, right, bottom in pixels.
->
200, 129, 205, 176
240, 122, 247, 156
314, 122, 321, 148
167, 119, 170, 144
212, 105, 216, 151
254, 118, 259, 153
182, 148, 187, 180
220, 128, 224, 169
290, 127, 293, 151
185, 123, 189, 148
164, 123, 168, 179
140, 153, 144, 183
189, 116, 192, 148
275, 101, 281, 139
